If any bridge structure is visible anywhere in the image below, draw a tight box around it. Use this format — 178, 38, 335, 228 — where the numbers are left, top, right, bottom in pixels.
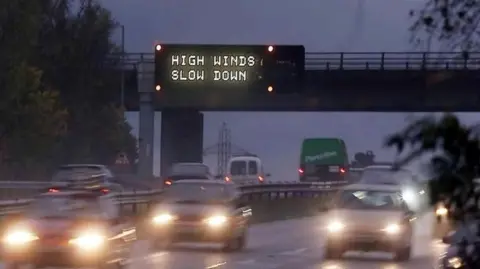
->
117, 49, 480, 177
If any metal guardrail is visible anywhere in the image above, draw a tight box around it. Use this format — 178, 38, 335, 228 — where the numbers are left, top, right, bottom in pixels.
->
0, 181, 347, 217
117, 51, 480, 71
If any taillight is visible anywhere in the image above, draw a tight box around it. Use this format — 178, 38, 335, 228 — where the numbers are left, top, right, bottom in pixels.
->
298, 168, 304, 174
48, 188, 59, 192
340, 167, 346, 174
224, 176, 230, 182
101, 188, 109, 194
164, 180, 172, 185
258, 176, 264, 182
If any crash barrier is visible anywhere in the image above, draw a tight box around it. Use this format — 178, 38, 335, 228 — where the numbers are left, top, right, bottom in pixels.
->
0, 182, 345, 224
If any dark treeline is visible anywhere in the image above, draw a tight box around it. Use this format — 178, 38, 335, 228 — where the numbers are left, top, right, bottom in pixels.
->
0, 0, 137, 180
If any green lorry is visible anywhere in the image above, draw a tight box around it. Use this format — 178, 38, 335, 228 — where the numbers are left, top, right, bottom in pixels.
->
298, 138, 350, 184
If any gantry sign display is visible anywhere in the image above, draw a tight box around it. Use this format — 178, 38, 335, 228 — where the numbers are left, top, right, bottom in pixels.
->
154, 44, 305, 93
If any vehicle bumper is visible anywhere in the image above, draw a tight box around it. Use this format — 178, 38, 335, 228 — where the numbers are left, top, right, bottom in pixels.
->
1, 244, 108, 266
150, 222, 235, 243
326, 231, 410, 251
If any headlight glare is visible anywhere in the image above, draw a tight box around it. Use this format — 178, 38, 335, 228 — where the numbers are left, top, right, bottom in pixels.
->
402, 189, 415, 203
205, 215, 228, 227
447, 257, 463, 268
436, 207, 448, 216
153, 213, 174, 224
384, 223, 401, 234
69, 233, 105, 249
3, 230, 38, 245
327, 221, 344, 233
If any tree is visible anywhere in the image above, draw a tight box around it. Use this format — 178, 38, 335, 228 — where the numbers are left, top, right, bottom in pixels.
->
33, 0, 137, 165
350, 150, 376, 168
1, 0, 138, 178
0, 1, 68, 178
385, 113, 480, 267
410, 0, 480, 52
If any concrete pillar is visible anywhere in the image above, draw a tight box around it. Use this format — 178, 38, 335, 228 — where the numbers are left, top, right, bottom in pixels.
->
160, 110, 204, 178
137, 61, 155, 178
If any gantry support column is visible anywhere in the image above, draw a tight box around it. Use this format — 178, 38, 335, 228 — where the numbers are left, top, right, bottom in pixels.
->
160, 110, 204, 178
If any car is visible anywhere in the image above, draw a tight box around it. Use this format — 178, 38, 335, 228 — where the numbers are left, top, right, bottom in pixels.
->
438, 220, 480, 269
147, 180, 251, 251
323, 184, 414, 261
162, 162, 213, 187
0, 189, 136, 269
50, 164, 123, 193
357, 165, 427, 211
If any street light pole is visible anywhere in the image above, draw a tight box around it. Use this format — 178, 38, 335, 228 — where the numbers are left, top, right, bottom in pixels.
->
120, 25, 125, 108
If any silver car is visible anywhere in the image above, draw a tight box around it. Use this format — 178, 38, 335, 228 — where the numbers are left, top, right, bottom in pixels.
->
147, 180, 251, 251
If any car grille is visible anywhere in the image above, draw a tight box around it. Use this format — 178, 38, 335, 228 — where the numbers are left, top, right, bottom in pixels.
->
176, 215, 204, 222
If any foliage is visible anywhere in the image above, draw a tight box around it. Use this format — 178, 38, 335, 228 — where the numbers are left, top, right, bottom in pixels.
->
386, 113, 480, 267
350, 151, 376, 168
0, 0, 137, 178
410, 0, 480, 52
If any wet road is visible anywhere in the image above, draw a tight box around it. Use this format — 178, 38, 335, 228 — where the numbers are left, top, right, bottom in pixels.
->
127, 212, 444, 269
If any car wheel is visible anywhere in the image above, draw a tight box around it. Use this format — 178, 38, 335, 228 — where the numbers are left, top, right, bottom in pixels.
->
222, 232, 247, 252
324, 244, 343, 259
394, 246, 411, 261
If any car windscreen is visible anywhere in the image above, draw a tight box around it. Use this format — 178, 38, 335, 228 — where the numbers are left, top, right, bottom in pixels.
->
336, 190, 406, 210
229, 161, 246, 176
170, 164, 209, 176
163, 183, 232, 203
28, 195, 101, 218
52, 166, 104, 181
359, 169, 413, 185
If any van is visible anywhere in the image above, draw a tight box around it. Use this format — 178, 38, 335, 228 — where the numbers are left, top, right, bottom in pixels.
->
299, 138, 349, 184
225, 155, 270, 184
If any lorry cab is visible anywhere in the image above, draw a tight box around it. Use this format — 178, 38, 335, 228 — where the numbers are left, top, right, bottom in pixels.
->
225, 155, 269, 184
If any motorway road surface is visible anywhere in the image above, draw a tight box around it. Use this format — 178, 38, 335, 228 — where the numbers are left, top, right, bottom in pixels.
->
123, 212, 445, 269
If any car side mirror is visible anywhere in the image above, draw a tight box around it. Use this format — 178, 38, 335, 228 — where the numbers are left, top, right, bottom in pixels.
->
265, 173, 271, 177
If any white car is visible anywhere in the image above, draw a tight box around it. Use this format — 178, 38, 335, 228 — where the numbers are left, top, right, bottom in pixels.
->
323, 184, 414, 261
358, 165, 427, 211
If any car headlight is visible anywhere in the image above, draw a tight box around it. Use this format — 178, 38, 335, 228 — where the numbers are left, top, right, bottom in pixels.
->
436, 207, 448, 216
3, 229, 38, 245
327, 221, 345, 233
383, 223, 401, 234
152, 213, 175, 224
69, 231, 106, 249
204, 215, 228, 227
447, 257, 463, 268
402, 189, 416, 203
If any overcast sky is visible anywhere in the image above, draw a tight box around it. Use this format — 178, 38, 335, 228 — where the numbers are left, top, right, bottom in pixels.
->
102, 0, 479, 179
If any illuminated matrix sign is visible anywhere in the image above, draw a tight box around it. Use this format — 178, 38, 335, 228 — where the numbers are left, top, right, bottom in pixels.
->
154, 44, 305, 91
169, 54, 258, 82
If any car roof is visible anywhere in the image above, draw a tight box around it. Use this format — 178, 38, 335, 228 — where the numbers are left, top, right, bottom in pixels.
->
172, 179, 231, 185
341, 183, 403, 192
59, 164, 106, 168
172, 162, 208, 166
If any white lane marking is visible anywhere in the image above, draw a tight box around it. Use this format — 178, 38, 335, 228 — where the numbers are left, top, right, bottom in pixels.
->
278, 248, 308, 255
206, 261, 227, 268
